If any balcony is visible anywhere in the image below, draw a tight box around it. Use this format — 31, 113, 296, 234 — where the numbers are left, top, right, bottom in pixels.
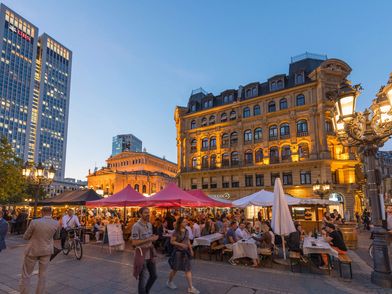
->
280, 134, 290, 140
297, 131, 309, 137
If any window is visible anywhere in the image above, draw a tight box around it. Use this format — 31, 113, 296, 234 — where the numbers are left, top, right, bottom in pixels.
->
254, 128, 262, 141
271, 173, 280, 186
210, 136, 216, 149
221, 133, 229, 147
244, 150, 253, 165
192, 157, 197, 168
270, 147, 279, 164
202, 156, 209, 168
190, 104, 196, 112
221, 113, 227, 122
252, 87, 257, 96
202, 177, 209, 189
209, 115, 216, 125
253, 105, 261, 116
246, 89, 251, 98
201, 117, 207, 127
281, 145, 291, 161
295, 73, 304, 85
300, 171, 311, 184
244, 129, 252, 143
270, 81, 277, 91
142, 185, 147, 194
203, 100, 213, 109
243, 107, 251, 118
229, 110, 237, 120
279, 98, 288, 110
230, 132, 238, 146
282, 172, 293, 185
231, 151, 239, 166
202, 138, 209, 149
255, 149, 263, 163
223, 95, 229, 103
280, 123, 290, 138
210, 177, 217, 189
245, 175, 253, 187
134, 184, 139, 192
298, 143, 309, 160
191, 178, 197, 190
325, 120, 333, 133
190, 120, 196, 129
256, 174, 264, 186
232, 175, 239, 188
277, 80, 284, 89
296, 94, 305, 106
268, 101, 276, 112
190, 139, 197, 152
222, 153, 230, 167
210, 155, 216, 169
222, 176, 230, 188
297, 120, 308, 135
269, 125, 278, 140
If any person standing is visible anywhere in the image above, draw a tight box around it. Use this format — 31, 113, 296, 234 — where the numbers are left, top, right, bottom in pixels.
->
20, 206, 59, 294
61, 209, 81, 249
167, 217, 199, 294
0, 210, 8, 252
131, 207, 158, 294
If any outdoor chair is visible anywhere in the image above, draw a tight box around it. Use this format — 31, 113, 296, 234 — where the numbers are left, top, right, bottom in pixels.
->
257, 248, 273, 267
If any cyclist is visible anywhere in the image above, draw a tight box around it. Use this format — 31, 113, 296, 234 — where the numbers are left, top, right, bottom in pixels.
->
61, 209, 81, 249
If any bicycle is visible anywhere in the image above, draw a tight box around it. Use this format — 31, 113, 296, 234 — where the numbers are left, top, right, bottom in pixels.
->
62, 227, 83, 260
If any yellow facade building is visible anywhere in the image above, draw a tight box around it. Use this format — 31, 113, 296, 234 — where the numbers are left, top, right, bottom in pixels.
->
87, 151, 177, 196
175, 53, 364, 218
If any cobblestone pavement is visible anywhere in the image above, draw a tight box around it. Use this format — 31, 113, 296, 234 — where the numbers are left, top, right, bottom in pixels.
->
0, 232, 391, 294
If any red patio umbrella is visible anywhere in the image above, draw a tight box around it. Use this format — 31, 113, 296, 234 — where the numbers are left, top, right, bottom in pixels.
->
186, 189, 232, 207
85, 185, 147, 207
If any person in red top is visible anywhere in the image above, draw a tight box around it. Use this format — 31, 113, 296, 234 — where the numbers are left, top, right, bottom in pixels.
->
320, 223, 347, 270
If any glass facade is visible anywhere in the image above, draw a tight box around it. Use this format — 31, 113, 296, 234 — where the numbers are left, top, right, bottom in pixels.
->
112, 134, 142, 156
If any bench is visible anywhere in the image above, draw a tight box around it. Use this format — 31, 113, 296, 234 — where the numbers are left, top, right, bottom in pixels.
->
221, 247, 233, 262
337, 254, 352, 279
289, 251, 301, 272
257, 248, 273, 267
210, 244, 226, 261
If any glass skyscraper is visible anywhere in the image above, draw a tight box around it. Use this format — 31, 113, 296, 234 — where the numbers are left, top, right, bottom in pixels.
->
0, 4, 72, 179
112, 134, 142, 156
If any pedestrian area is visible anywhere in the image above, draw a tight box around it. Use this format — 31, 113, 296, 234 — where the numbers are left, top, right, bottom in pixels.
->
0, 234, 390, 294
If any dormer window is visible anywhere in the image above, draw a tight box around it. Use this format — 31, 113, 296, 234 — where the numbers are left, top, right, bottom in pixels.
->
203, 100, 213, 109
246, 88, 252, 98
295, 73, 305, 85
277, 80, 284, 89
270, 81, 277, 91
190, 104, 196, 112
229, 94, 233, 102
252, 87, 257, 96
223, 95, 229, 103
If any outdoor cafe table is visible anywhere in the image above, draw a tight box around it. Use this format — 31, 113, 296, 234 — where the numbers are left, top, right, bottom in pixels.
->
302, 236, 338, 258
193, 233, 223, 247
231, 238, 258, 260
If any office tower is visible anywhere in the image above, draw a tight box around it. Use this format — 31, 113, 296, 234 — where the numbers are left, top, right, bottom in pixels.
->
112, 134, 142, 156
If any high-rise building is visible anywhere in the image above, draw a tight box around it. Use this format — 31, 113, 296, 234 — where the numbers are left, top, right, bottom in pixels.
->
112, 134, 142, 156
0, 4, 72, 179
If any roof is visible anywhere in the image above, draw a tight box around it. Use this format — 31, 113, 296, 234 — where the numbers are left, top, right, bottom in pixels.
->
37, 189, 101, 206
86, 185, 146, 207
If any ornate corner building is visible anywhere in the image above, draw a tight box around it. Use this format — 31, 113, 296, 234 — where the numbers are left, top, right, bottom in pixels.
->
87, 151, 177, 196
175, 53, 364, 217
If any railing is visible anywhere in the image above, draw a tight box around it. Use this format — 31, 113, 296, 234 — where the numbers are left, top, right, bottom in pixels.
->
297, 131, 309, 137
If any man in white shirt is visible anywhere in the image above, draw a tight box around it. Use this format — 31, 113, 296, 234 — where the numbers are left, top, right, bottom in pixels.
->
190, 219, 201, 239
235, 222, 246, 240
61, 209, 81, 249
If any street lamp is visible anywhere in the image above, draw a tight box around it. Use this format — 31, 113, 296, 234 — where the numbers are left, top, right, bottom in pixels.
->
330, 76, 392, 288
312, 180, 331, 199
22, 162, 56, 218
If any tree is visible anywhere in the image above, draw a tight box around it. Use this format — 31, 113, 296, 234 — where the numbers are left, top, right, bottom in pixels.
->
0, 136, 26, 204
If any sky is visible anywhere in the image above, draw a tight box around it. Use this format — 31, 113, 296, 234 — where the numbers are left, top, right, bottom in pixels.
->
3, 0, 392, 180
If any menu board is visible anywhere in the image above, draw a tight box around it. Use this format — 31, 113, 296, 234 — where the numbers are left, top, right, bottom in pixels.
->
106, 224, 125, 247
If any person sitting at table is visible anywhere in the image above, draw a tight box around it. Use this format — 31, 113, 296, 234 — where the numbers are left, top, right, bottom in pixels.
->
322, 212, 333, 228
244, 222, 252, 239
253, 224, 273, 249
224, 221, 238, 245
93, 218, 104, 242
320, 223, 347, 270
235, 222, 247, 240
287, 223, 302, 253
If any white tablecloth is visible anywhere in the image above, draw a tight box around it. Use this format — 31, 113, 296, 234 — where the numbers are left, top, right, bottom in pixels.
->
231, 238, 258, 260
193, 233, 223, 247
302, 237, 338, 257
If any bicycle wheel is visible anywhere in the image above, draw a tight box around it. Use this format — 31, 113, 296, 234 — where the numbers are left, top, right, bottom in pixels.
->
63, 241, 70, 255
369, 244, 374, 259
74, 239, 83, 260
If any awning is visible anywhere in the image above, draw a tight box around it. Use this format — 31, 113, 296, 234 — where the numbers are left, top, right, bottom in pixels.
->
86, 185, 147, 207
187, 190, 232, 207
38, 189, 101, 206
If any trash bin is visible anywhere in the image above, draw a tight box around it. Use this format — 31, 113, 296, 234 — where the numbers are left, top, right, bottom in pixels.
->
339, 222, 357, 249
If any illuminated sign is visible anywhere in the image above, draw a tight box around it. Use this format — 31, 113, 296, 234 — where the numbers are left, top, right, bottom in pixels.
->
8, 25, 31, 42
209, 193, 231, 199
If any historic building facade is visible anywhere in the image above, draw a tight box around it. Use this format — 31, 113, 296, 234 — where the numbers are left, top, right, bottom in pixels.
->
87, 151, 177, 196
175, 53, 364, 217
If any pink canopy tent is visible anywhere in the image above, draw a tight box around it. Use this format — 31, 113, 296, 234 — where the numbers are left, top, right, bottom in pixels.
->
187, 189, 232, 207
85, 185, 147, 207
143, 183, 210, 207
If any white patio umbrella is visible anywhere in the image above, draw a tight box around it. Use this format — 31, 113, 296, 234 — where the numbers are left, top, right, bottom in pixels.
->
271, 178, 296, 260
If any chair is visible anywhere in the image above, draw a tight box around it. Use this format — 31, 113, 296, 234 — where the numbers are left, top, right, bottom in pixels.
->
337, 254, 352, 279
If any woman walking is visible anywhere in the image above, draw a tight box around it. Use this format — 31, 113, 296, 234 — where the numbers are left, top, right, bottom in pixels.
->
167, 217, 200, 294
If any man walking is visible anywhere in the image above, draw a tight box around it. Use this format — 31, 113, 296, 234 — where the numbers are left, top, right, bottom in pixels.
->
0, 210, 8, 252
20, 206, 59, 294
132, 207, 158, 294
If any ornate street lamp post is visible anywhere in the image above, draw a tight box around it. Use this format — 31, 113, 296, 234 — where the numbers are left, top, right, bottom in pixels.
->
22, 162, 56, 218
330, 75, 392, 287
312, 180, 331, 199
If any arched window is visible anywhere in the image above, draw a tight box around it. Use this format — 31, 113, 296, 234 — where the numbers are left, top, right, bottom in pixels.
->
268, 101, 276, 112
296, 94, 305, 106
270, 147, 279, 164
210, 154, 216, 168
230, 132, 238, 146
279, 98, 288, 110
202, 156, 209, 168
192, 157, 197, 168
298, 143, 309, 160
134, 184, 139, 192
231, 151, 239, 166
244, 150, 253, 165
253, 105, 261, 116
222, 153, 229, 167
201, 117, 207, 127
210, 136, 216, 149
244, 129, 252, 143
221, 113, 227, 122
229, 110, 237, 120
202, 138, 209, 149
209, 115, 216, 125
221, 133, 229, 147
142, 185, 147, 194
255, 149, 263, 163
297, 120, 308, 135
277, 80, 284, 89
190, 139, 197, 152
190, 104, 197, 112
190, 120, 196, 129
269, 125, 278, 140
280, 123, 290, 138
254, 128, 262, 141
281, 145, 291, 161
243, 107, 251, 118
295, 73, 304, 85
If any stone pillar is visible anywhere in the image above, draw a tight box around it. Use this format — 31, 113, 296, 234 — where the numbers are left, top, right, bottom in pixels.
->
309, 106, 319, 160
